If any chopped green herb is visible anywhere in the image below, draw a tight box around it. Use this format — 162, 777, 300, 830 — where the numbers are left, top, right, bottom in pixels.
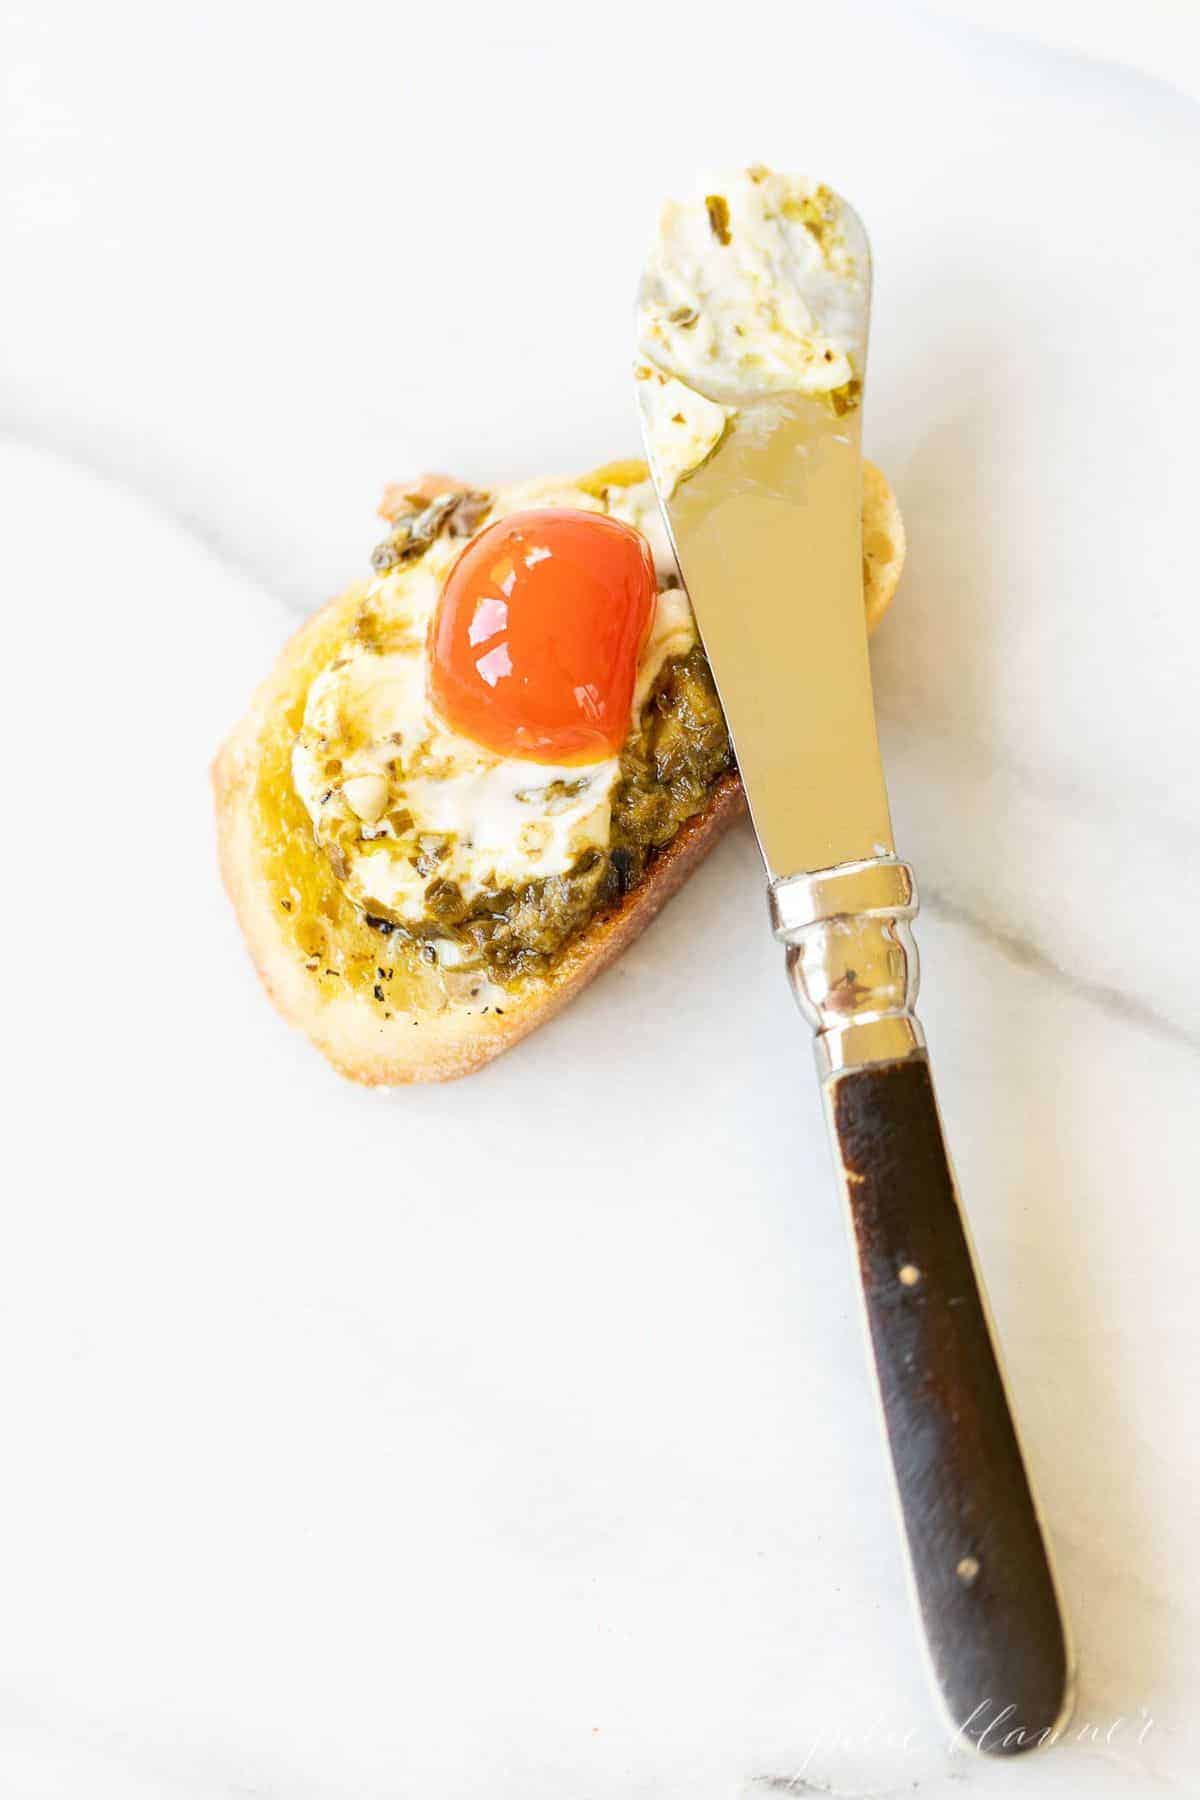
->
705, 194, 732, 245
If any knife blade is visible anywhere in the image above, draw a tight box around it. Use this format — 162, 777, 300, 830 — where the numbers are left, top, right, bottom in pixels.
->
635, 181, 1073, 1755
654, 388, 892, 876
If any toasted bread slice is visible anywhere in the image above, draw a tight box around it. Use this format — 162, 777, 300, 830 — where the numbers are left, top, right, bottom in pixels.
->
214, 460, 904, 1084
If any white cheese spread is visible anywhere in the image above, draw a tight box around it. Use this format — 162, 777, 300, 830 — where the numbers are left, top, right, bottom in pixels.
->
292, 476, 694, 925
636, 166, 868, 493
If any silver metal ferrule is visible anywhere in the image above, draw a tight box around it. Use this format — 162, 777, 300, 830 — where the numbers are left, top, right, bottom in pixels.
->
769, 857, 924, 1079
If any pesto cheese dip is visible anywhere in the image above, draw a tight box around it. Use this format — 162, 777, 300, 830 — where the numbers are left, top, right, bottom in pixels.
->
291, 475, 703, 953
636, 165, 869, 494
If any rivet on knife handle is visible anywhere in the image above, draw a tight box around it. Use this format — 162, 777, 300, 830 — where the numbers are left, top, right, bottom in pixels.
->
771, 859, 1074, 1750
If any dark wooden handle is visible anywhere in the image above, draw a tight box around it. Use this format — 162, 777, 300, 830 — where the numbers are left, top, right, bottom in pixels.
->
829, 1054, 1071, 1753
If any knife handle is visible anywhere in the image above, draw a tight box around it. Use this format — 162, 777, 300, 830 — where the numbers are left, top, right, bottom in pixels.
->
770, 859, 1072, 1754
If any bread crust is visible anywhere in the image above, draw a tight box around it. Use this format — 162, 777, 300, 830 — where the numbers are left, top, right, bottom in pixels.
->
214, 463, 903, 1085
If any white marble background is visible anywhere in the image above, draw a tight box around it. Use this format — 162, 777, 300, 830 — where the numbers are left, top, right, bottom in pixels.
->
3, 3, 1198, 1795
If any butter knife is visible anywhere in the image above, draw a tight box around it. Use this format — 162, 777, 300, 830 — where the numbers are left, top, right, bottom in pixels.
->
636, 195, 1072, 1755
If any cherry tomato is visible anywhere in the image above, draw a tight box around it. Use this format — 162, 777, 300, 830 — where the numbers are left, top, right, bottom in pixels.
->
429, 508, 657, 764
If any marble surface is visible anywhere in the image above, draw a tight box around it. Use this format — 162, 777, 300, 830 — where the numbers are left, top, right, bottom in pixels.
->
3, 3, 1199, 1795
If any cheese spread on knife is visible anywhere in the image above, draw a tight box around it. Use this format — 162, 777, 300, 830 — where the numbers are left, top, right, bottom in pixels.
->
636, 166, 868, 494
